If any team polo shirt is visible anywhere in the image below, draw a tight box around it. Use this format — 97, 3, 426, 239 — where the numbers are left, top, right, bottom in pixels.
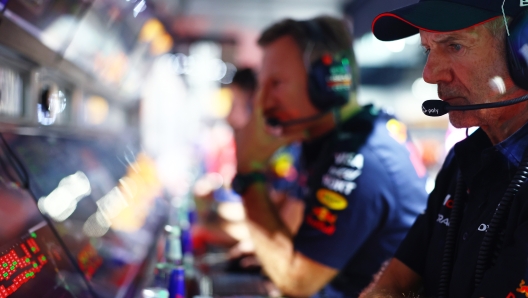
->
293, 105, 428, 297
396, 122, 528, 297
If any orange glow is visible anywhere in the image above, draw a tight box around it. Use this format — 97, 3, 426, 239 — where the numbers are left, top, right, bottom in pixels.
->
210, 88, 233, 118
150, 33, 174, 56
85, 96, 109, 125
139, 19, 165, 42
110, 153, 163, 232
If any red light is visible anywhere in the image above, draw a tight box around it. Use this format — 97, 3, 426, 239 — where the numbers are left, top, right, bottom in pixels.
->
77, 244, 103, 279
0, 239, 46, 297
322, 54, 333, 66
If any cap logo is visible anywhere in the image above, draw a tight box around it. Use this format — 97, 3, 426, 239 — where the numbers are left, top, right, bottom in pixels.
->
522, 0, 528, 7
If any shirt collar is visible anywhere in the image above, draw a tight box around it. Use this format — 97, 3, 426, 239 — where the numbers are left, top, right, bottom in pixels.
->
495, 122, 528, 166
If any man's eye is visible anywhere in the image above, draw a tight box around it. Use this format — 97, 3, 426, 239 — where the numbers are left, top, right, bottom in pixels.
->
423, 48, 430, 56
450, 44, 462, 51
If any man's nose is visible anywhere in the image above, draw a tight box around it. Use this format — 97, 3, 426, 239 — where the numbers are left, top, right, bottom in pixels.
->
422, 51, 452, 85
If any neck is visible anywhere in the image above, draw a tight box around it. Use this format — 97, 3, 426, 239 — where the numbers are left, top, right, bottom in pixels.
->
339, 99, 362, 122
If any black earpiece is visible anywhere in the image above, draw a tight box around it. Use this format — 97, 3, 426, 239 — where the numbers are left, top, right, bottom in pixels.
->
506, 9, 528, 90
300, 20, 355, 111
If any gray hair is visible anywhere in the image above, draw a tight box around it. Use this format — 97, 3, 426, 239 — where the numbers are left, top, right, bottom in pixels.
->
483, 16, 511, 39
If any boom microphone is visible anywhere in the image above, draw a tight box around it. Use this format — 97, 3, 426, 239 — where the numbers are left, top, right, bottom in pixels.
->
422, 94, 528, 117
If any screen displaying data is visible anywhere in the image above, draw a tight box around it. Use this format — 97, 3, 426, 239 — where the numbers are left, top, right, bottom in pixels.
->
0, 163, 93, 298
0, 131, 167, 297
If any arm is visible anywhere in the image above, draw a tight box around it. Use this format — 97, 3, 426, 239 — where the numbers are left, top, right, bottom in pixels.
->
361, 258, 422, 298
269, 188, 305, 234
241, 182, 338, 297
234, 83, 332, 296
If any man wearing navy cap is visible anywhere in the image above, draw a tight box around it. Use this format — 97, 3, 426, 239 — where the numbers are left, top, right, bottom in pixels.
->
365, 0, 528, 297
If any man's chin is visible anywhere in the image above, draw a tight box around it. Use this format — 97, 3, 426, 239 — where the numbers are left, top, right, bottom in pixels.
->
449, 114, 477, 129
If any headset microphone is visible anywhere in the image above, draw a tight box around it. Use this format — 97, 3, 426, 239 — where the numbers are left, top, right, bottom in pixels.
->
422, 94, 528, 117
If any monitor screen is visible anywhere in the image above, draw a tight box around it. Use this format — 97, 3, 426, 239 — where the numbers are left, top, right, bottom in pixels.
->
0, 131, 166, 298
0, 161, 93, 298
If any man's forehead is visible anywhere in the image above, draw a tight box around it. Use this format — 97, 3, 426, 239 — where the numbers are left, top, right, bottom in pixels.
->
419, 26, 484, 44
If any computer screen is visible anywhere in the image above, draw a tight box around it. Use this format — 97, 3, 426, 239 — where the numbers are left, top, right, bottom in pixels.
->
0, 130, 166, 298
0, 163, 93, 298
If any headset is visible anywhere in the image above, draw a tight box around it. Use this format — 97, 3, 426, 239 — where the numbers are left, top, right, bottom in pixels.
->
301, 19, 355, 112
266, 19, 356, 127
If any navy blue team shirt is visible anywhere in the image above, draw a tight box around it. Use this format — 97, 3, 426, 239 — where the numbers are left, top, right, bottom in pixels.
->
293, 105, 428, 297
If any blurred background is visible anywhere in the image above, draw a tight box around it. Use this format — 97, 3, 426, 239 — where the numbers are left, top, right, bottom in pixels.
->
0, 0, 454, 190
0, 0, 463, 297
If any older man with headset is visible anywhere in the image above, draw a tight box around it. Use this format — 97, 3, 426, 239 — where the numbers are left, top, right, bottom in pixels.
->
365, 0, 528, 297
232, 16, 427, 297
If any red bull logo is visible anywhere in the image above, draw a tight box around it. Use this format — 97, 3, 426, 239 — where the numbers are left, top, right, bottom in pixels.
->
517, 279, 528, 297
306, 207, 337, 235
312, 207, 337, 224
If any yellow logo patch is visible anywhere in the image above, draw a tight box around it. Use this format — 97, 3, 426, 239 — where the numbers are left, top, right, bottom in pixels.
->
386, 119, 408, 144
316, 189, 348, 210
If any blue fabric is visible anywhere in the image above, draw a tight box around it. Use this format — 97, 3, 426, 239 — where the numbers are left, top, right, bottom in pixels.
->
495, 121, 528, 166
293, 106, 428, 297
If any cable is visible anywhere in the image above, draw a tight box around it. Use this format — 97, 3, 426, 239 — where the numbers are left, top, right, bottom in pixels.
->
437, 170, 467, 298
474, 148, 528, 286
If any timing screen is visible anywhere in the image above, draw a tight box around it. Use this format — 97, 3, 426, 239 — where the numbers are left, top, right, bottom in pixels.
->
0, 221, 91, 298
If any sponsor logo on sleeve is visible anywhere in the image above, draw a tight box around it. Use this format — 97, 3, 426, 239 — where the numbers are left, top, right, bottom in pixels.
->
386, 119, 408, 144
316, 189, 348, 210
306, 206, 337, 235
517, 279, 528, 297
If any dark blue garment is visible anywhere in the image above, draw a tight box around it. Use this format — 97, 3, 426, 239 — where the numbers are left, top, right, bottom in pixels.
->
293, 105, 428, 297
395, 122, 528, 297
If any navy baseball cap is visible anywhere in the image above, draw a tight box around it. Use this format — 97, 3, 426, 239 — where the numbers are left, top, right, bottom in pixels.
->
372, 0, 528, 41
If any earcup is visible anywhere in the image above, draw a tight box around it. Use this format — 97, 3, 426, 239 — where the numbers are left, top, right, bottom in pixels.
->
506, 10, 528, 90
301, 20, 354, 111
307, 52, 352, 111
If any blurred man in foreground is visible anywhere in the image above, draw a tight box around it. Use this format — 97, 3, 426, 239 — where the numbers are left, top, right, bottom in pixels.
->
233, 16, 428, 297
365, 0, 528, 297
